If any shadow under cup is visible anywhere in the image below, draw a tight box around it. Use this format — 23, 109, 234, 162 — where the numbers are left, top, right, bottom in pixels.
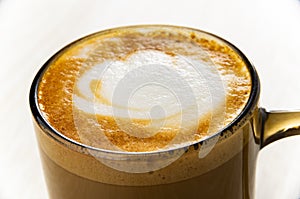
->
30, 25, 262, 199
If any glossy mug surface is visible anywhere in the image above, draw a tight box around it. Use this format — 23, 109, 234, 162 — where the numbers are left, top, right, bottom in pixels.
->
30, 25, 294, 199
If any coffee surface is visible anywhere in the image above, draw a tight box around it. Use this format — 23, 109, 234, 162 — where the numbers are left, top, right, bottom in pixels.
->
38, 26, 251, 152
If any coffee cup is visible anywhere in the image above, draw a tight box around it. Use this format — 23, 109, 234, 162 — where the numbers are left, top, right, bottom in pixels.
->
29, 25, 300, 199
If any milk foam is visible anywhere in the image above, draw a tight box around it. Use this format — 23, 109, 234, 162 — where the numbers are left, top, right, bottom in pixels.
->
73, 50, 227, 139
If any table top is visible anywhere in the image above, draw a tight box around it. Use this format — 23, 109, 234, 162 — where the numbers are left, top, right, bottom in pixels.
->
1, 0, 300, 198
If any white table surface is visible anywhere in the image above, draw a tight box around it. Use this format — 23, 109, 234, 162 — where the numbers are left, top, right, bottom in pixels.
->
1, 0, 300, 198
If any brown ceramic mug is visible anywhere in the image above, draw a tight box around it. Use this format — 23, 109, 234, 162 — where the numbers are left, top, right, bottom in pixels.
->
29, 25, 300, 199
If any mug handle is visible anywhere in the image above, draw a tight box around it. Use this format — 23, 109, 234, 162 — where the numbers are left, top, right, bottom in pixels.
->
259, 108, 300, 147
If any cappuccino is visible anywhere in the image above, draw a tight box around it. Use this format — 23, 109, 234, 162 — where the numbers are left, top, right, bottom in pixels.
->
33, 25, 254, 199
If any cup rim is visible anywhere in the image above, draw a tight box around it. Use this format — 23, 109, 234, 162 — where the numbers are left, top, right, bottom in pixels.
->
29, 24, 260, 155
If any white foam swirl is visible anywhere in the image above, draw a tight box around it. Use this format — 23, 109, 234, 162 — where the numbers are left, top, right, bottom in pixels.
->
73, 50, 226, 139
